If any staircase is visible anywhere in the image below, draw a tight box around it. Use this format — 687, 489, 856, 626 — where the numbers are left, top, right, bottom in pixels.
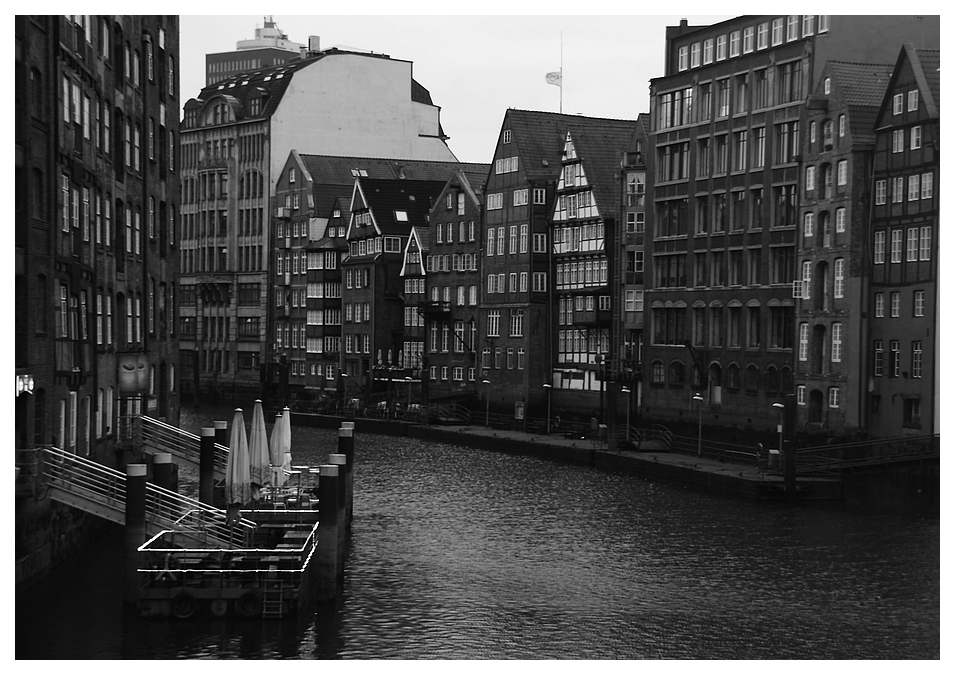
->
140, 416, 229, 478
261, 582, 285, 617
40, 446, 256, 548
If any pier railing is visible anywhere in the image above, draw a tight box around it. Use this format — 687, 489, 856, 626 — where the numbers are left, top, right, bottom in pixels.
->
40, 446, 256, 548
141, 416, 229, 477
794, 434, 940, 474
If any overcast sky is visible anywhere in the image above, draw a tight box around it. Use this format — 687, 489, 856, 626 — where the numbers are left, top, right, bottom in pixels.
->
179, 11, 735, 164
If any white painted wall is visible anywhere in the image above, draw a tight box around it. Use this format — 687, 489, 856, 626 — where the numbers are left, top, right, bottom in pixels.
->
268, 53, 458, 192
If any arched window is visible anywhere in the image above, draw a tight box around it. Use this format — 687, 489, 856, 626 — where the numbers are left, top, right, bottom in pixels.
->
765, 366, 779, 394
727, 363, 740, 390
780, 367, 793, 393
651, 360, 665, 384
669, 360, 685, 386
745, 364, 760, 392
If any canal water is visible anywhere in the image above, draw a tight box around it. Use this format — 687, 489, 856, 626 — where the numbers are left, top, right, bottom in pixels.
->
16, 406, 939, 659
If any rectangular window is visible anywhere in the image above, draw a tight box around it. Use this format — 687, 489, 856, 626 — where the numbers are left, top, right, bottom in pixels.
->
875, 293, 884, 318
729, 31, 740, 57
874, 231, 885, 264
891, 229, 902, 263
911, 125, 922, 150
890, 340, 900, 377
703, 38, 713, 64
874, 340, 884, 377
914, 290, 925, 317
757, 22, 769, 49
906, 228, 919, 261
772, 18, 784, 45
912, 341, 922, 378
831, 323, 842, 363
892, 129, 904, 153
829, 387, 840, 409
798, 323, 808, 361
875, 180, 886, 205
834, 259, 844, 298
908, 89, 919, 112
786, 15, 799, 41
743, 27, 754, 53
891, 292, 900, 318
921, 172, 933, 199
837, 160, 847, 187
893, 94, 903, 115
919, 226, 931, 261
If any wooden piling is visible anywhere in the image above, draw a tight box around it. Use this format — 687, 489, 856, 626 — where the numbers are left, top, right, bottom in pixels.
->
315, 464, 341, 602
199, 427, 216, 506
213, 420, 229, 448
328, 453, 347, 567
124, 463, 147, 604
337, 426, 354, 528
151, 452, 174, 492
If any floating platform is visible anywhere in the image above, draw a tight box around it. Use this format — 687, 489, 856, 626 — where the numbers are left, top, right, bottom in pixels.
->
137, 505, 323, 619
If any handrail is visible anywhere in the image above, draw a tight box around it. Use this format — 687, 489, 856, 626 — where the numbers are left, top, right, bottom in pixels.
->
40, 446, 255, 548
141, 416, 229, 476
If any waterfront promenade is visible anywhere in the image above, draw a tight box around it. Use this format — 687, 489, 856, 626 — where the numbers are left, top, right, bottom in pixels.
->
288, 412, 843, 502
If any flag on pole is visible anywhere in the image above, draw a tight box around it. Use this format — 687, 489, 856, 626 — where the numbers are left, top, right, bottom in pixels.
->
545, 71, 562, 87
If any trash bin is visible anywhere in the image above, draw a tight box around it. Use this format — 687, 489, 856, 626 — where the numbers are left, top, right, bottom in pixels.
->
768, 448, 780, 469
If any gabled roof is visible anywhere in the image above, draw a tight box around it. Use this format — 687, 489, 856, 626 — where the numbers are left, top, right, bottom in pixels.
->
563, 122, 636, 217
826, 61, 894, 145
913, 48, 940, 115
351, 178, 447, 237
299, 154, 489, 188
401, 226, 429, 278
875, 45, 941, 128
501, 109, 636, 183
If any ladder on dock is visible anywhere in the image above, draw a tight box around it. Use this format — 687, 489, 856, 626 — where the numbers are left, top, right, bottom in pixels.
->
261, 582, 285, 618
140, 416, 229, 479
40, 446, 256, 548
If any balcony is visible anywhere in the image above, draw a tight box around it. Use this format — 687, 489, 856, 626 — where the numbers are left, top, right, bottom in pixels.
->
418, 300, 451, 316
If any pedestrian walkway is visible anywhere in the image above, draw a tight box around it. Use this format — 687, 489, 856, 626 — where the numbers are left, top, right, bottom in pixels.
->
443, 424, 841, 501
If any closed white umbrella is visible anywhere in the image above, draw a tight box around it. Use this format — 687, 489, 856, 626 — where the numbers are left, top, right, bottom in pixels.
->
281, 406, 293, 475
248, 399, 271, 500
225, 408, 251, 506
269, 412, 287, 488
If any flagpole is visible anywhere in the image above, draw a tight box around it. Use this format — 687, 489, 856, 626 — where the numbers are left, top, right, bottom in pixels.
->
560, 31, 563, 114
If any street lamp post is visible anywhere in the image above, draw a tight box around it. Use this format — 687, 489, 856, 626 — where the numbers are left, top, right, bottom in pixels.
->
693, 393, 704, 457
543, 383, 552, 434
621, 387, 631, 443
483, 379, 491, 428
406, 376, 413, 416
773, 402, 785, 466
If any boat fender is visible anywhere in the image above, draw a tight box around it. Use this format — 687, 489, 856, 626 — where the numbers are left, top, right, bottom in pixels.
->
235, 591, 263, 618
170, 591, 197, 619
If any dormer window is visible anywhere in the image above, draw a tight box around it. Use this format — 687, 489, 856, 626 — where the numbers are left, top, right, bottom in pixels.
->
503, 129, 511, 144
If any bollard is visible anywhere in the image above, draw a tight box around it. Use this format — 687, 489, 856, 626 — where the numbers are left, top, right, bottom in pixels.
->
213, 420, 229, 449
338, 426, 354, 529
315, 464, 341, 601
328, 454, 348, 566
152, 452, 174, 492
125, 463, 148, 604
199, 427, 216, 506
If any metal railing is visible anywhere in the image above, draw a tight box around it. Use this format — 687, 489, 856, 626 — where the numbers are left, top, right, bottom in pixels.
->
40, 446, 255, 548
794, 434, 940, 474
141, 416, 229, 477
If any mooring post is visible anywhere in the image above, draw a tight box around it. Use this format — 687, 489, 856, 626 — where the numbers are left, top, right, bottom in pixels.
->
213, 420, 229, 448
199, 427, 216, 506
328, 453, 348, 567
316, 464, 341, 602
125, 463, 148, 604
783, 394, 797, 501
338, 425, 354, 528
151, 452, 174, 492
